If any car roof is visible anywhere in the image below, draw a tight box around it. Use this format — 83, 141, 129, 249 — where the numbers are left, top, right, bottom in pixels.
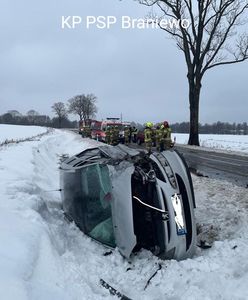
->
60, 145, 145, 170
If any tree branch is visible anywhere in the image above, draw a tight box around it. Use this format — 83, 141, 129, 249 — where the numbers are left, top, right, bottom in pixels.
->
206, 55, 248, 70
202, 2, 248, 74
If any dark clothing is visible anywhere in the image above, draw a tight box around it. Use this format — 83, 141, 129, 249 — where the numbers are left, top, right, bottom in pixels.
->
132, 127, 138, 143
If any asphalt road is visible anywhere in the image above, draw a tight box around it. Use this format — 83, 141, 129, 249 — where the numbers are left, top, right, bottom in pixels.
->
175, 145, 248, 188
129, 141, 248, 187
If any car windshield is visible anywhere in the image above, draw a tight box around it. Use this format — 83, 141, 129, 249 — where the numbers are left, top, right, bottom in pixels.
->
81, 164, 116, 247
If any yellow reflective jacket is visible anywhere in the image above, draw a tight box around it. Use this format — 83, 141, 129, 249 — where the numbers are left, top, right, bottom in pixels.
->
144, 128, 153, 142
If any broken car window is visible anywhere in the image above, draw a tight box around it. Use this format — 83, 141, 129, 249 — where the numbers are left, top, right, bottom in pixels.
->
81, 164, 116, 247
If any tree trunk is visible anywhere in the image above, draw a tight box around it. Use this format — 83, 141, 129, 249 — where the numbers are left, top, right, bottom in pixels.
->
188, 78, 201, 146
59, 117, 62, 128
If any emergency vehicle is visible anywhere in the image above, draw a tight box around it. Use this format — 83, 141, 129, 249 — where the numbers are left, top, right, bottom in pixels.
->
91, 118, 130, 142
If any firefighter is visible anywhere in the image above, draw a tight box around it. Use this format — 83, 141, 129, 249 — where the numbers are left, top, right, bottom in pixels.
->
155, 124, 161, 151
114, 125, 120, 145
160, 121, 173, 151
159, 124, 165, 151
131, 126, 138, 143
163, 121, 173, 148
124, 126, 129, 145
84, 125, 91, 138
128, 126, 132, 143
105, 126, 111, 144
144, 122, 153, 153
110, 126, 115, 145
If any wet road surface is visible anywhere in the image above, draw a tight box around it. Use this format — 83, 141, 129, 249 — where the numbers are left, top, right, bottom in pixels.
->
175, 145, 248, 188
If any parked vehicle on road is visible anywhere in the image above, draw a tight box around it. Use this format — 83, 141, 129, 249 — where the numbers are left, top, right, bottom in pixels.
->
78, 120, 92, 138
90, 120, 105, 141
136, 130, 145, 145
91, 119, 130, 143
60, 145, 196, 260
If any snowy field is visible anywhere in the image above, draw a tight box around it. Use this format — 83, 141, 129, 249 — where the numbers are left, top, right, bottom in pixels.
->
0, 124, 48, 144
0, 126, 248, 299
173, 133, 248, 154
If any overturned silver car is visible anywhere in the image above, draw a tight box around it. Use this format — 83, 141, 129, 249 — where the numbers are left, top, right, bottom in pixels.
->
60, 145, 196, 260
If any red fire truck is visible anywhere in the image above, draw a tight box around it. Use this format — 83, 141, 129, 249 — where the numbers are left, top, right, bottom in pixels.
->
78, 120, 92, 137
91, 118, 130, 142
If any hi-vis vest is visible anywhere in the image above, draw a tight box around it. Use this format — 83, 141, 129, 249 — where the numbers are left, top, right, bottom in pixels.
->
161, 127, 171, 141
165, 128, 172, 141
144, 128, 153, 142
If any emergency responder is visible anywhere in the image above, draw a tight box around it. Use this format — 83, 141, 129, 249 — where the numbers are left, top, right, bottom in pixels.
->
144, 122, 153, 153
84, 125, 91, 138
105, 126, 111, 144
164, 121, 172, 148
114, 125, 119, 145
160, 121, 173, 151
131, 126, 138, 143
124, 126, 129, 145
155, 124, 161, 151
128, 126, 132, 143
110, 126, 115, 145
159, 124, 165, 151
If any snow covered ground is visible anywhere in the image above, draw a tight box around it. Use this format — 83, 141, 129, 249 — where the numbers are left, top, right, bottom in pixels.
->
173, 133, 248, 154
0, 126, 248, 299
0, 124, 48, 144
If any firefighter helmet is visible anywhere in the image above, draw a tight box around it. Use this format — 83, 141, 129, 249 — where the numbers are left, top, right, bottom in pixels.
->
163, 121, 169, 127
146, 122, 153, 128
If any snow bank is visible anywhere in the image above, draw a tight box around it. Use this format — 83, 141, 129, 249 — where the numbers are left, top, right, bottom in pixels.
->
0, 124, 48, 144
173, 133, 248, 154
0, 129, 100, 299
0, 127, 248, 299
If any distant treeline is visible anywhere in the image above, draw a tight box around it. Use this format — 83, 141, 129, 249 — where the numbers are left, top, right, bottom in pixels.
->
171, 121, 248, 135
0, 112, 247, 135
0, 112, 77, 129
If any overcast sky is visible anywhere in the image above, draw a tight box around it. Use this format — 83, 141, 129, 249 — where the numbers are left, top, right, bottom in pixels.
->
0, 0, 247, 124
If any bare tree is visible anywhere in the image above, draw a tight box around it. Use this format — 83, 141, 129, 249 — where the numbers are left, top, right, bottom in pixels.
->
68, 94, 98, 123
27, 110, 39, 116
7, 110, 22, 117
27, 110, 39, 123
51, 102, 67, 128
138, 0, 248, 145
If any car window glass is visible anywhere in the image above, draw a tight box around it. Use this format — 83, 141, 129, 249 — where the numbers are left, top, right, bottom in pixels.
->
81, 164, 116, 247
